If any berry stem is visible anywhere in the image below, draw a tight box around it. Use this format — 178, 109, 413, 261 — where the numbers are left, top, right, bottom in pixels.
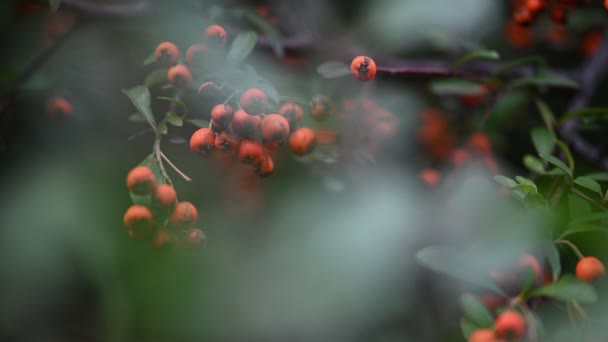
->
554, 239, 585, 260
160, 151, 192, 182
153, 135, 173, 186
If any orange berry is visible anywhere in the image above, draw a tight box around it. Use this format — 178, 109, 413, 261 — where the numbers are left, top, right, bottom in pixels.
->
513, 7, 533, 26
495, 310, 526, 340
45, 96, 73, 119
238, 139, 264, 166
315, 127, 337, 145
123, 205, 154, 237
550, 6, 567, 24
261, 114, 290, 145
210, 104, 234, 130
504, 20, 533, 49
518, 253, 542, 283
576, 256, 605, 282
204, 24, 227, 47
289, 127, 317, 156
198, 81, 223, 102
478, 294, 507, 312
450, 148, 471, 167
190, 128, 216, 156
310, 94, 332, 121
126, 166, 157, 195
232, 109, 261, 138
215, 129, 241, 152
185, 43, 208, 67
154, 228, 175, 250
526, 0, 545, 13
418, 168, 441, 187
468, 132, 492, 155
184, 228, 206, 247
152, 184, 177, 209
258, 154, 274, 178
581, 31, 603, 57
468, 329, 498, 342
154, 41, 180, 66
606, 0, 608, 11
278, 102, 303, 130
240, 88, 268, 115
167, 64, 192, 87
169, 201, 198, 229
350, 55, 377, 81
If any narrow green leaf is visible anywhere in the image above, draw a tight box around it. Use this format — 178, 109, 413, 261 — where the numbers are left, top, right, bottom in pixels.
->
494, 175, 517, 188
516, 176, 537, 188
512, 72, 579, 89
584, 172, 608, 181
157, 96, 187, 111
454, 50, 500, 68
460, 318, 478, 340
512, 184, 537, 194
49, 0, 61, 12
227, 31, 258, 65
574, 177, 603, 197
558, 107, 608, 124
539, 154, 572, 178
123, 85, 157, 131
523, 155, 545, 174
535, 99, 556, 134
531, 275, 597, 304
430, 78, 485, 96
188, 119, 210, 128
555, 139, 575, 172
568, 212, 608, 227
144, 52, 157, 66
317, 61, 351, 78
560, 224, 607, 239
129, 112, 147, 123
166, 112, 183, 127
523, 192, 548, 208
460, 294, 494, 327
531, 128, 555, 156
144, 68, 168, 87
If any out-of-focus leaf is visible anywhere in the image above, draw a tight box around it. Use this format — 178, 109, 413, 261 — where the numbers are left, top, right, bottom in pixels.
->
129, 112, 147, 123
531, 275, 597, 304
49, 0, 61, 12
523, 193, 548, 208
574, 177, 603, 197
188, 119, 210, 128
459, 294, 494, 327
123, 85, 157, 131
512, 71, 579, 89
430, 78, 485, 96
584, 172, 608, 182
157, 123, 168, 135
494, 56, 546, 79
158, 96, 187, 111
558, 107, 608, 124
494, 175, 517, 188
143, 52, 156, 65
559, 224, 607, 239
535, 99, 557, 134
460, 318, 477, 340
317, 61, 351, 78
539, 154, 572, 178
454, 49, 499, 68
242, 10, 283, 56
543, 241, 561, 282
568, 212, 608, 227
166, 112, 183, 127
523, 155, 545, 174
144, 68, 168, 87
555, 140, 575, 171
568, 194, 592, 221
227, 31, 258, 65
531, 128, 555, 156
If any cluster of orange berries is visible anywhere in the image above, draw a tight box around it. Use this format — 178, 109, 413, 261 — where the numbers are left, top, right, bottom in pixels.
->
468, 253, 605, 342
512, 0, 594, 26
154, 24, 229, 87
123, 166, 206, 249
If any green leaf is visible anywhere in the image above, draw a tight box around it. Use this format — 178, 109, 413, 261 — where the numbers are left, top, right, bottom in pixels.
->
516, 176, 537, 188
157, 96, 187, 111
523, 155, 545, 174
539, 154, 572, 179
584, 172, 608, 182
454, 49, 499, 68
49, 0, 61, 12
523, 192, 548, 208
129, 112, 147, 123
535, 99, 557, 134
144, 68, 168, 87
512, 184, 537, 194
520, 267, 537, 295
459, 294, 494, 327
143, 52, 156, 66
568, 194, 592, 221
559, 223, 607, 239
568, 212, 608, 227
555, 140, 575, 172
574, 177, 603, 197
512, 71, 579, 89
166, 112, 183, 127
317, 61, 351, 78
429, 78, 485, 96
227, 31, 258, 65
460, 318, 478, 340
123, 86, 157, 131
494, 175, 517, 188
242, 10, 283, 56
188, 119, 210, 128
493, 56, 546, 79
531, 128, 555, 156
531, 275, 597, 304
157, 123, 168, 135
558, 107, 608, 124
416, 246, 504, 295
543, 241, 561, 282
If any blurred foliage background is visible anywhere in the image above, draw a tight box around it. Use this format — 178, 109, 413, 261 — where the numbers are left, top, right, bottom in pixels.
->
1, 0, 608, 341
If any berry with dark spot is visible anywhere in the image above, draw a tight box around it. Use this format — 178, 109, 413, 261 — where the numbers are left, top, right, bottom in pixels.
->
240, 88, 268, 115
211, 104, 234, 130
169, 201, 198, 229
204, 25, 227, 47
289, 127, 317, 156
350, 55, 377, 81
495, 310, 526, 340
127, 166, 157, 195
215, 129, 241, 152
154, 41, 180, 66
278, 102, 303, 130
232, 109, 261, 138
168, 64, 192, 87
261, 114, 290, 145
238, 139, 264, 166
310, 94, 332, 121
190, 128, 216, 156
45, 96, 73, 119
124, 205, 154, 237
258, 153, 274, 177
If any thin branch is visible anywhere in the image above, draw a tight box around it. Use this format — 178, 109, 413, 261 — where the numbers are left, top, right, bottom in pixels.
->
160, 151, 192, 182
554, 239, 585, 260
153, 134, 173, 186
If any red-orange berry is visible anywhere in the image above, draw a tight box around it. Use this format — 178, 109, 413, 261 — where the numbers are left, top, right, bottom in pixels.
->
278, 102, 303, 130
468, 329, 498, 342
418, 168, 441, 187
211, 104, 234, 129
576, 257, 605, 282
185, 43, 208, 67
168, 64, 192, 87
185, 228, 207, 247
513, 7, 533, 26
154, 228, 175, 250
517, 253, 542, 282
478, 294, 508, 312
550, 5, 567, 24
450, 148, 471, 167
526, 0, 545, 13
126, 166, 157, 195
190, 128, 216, 156
240, 88, 268, 115
123, 205, 154, 237
198, 81, 223, 102
152, 184, 177, 209
468, 132, 492, 155
258, 154, 274, 177
310, 94, 332, 121
45, 96, 73, 119
215, 129, 241, 152
505, 20, 533, 49
289, 127, 317, 156
261, 114, 290, 145
169, 201, 198, 229
495, 310, 526, 340
204, 24, 227, 47
605, 0, 608, 11
232, 109, 261, 138
238, 139, 264, 166
350, 55, 377, 81
154, 41, 180, 66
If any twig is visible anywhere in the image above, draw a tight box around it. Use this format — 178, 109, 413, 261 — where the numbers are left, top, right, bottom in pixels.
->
554, 239, 585, 260
127, 127, 153, 141
160, 151, 192, 182
153, 135, 172, 186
